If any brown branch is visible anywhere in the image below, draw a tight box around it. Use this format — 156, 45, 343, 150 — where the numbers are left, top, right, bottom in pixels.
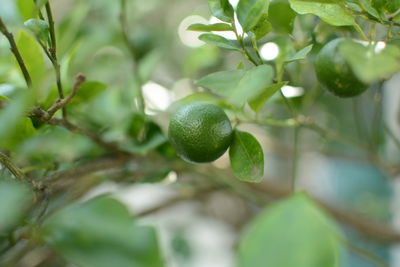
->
46, 73, 85, 119
0, 151, 24, 180
0, 17, 32, 87
137, 187, 220, 217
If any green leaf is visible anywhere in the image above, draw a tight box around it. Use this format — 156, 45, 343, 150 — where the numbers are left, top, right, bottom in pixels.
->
197, 65, 274, 106
251, 14, 272, 40
207, 0, 235, 22
187, 23, 233, 32
24, 19, 50, 42
237, 0, 270, 32
289, 0, 356, 26
0, 95, 11, 102
249, 81, 288, 112
197, 69, 246, 97
138, 50, 163, 82
229, 130, 264, 182
228, 65, 274, 106
17, 0, 36, 20
237, 193, 342, 267
285, 44, 314, 63
358, 0, 382, 20
199, 33, 241, 51
0, 179, 33, 232
16, 30, 47, 99
72, 81, 107, 105
268, 0, 297, 33
340, 41, 400, 83
42, 196, 164, 267
0, 91, 36, 150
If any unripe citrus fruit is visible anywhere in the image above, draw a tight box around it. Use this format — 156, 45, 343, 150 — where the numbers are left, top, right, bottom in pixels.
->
168, 102, 233, 163
315, 38, 368, 97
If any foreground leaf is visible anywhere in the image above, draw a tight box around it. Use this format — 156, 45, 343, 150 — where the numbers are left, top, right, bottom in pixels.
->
237, 0, 270, 32
249, 81, 287, 112
289, 0, 355, 26
229, 130, 264, 182
199, 33, 241, 51
42, 196, 164, 267
340, 41, 400, 84
228, 65, 274, 106
207, 0, 235, 22
285, 44, 313, 63
237, 193, 342, 267
196, 69, 246, 97
188, 23, 233, 32
0, 179, 33, 232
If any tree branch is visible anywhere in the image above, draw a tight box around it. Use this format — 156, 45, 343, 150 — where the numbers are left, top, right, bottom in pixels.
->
46, 73, 85, 119
0, 17, 32, 87
0, 151, 24, 180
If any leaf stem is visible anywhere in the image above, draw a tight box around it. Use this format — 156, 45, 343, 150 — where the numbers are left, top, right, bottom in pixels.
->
0, 17, 32, 87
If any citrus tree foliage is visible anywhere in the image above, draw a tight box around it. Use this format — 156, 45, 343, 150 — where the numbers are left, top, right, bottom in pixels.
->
0, 0, 399, 266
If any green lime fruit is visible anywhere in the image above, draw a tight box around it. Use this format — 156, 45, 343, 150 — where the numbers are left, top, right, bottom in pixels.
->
315, 38, 368, 98
168, 102, 233, 163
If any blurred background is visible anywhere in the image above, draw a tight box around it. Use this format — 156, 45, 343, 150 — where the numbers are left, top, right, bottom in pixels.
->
1, 0, 400, 266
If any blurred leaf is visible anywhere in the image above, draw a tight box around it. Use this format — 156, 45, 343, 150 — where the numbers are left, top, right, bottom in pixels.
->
124, 120, 167, 155
72, 81, 107, 105
187, 23, 233, 32
16, 30, 47, 99
249, 81, 287, 112
0, 179, 33, 232
229, 130, 264, 182
358, 0, 382, 20
289, 0, 356, 26
197, 69, 246, 97
251, 14, 272, 40
285, 44, 313, 63
207, 0, 235, 22
340, 41, 400, 83
138, 50, 163, 83
268, 0, 297, 33
237, 193, 342, 267
228, 65, 274, 106
0, 91, 36, 150
199, 34, 241, 51
237, 0, 270, 32
0, 95, 11, 102
24, 19, 50, 42
17, 0, 36, 20
42, 196, 164, 267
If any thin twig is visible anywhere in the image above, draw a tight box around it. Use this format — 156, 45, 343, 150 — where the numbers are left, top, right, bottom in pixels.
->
343, 239, 390, 267
384, 123, 400, 152
45, 1, 66, 118
46, 73, 85, 119
119, 0, 146, 115
0, 17, 32, 87
0, 152, 24, 180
